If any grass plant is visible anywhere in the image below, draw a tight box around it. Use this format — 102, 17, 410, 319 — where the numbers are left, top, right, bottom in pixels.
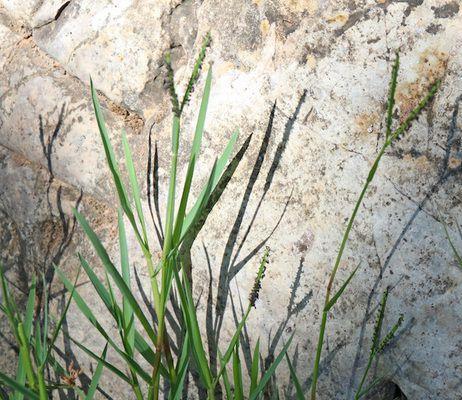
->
0, 43, 443, 400
309, 54, 440, 399
52, 34, 289, 400
0, 266, 105, 399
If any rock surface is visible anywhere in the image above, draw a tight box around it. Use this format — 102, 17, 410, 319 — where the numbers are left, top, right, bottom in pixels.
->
1, 0, 462, 399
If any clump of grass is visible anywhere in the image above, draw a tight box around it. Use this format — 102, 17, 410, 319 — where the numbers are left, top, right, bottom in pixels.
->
0, 266, 106, 399
51, 34, 289, 400
309, 53, 440, 400
0, 43, 443, 400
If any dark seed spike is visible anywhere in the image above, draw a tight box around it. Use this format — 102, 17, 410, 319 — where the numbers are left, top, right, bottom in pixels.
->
180, 32, 212, 113
165, 52, 180, 118
249, 247, 270, 308
377, 313, 404, 353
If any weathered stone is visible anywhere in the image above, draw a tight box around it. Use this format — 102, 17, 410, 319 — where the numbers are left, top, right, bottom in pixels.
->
1, 0, 462, 399
0, 21, 147, 201
32, 0, 180, 117
0, 0, 71, 28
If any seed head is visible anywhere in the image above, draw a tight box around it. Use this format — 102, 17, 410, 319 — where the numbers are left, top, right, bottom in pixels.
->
377, 313, 404, 353
249, 247, 270, 308
61, 360, 82, 387
164, 52, 180, 118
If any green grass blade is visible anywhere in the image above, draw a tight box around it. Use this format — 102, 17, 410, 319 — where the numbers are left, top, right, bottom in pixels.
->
13, 278, 36, 400
118, 209, 135, 352
41, 275, 49, 357
73, 210, 157, 344
13, 360, 27, 400
356, 375, 384, 399
214, 306, 251, 385
71, 334, 151, 384
69, 338, 132, 384
78, 254, 117, 319
163, 115, 181, 256
0, 372, 39, 400
172, 264, 213, 389
85, 343, 108, 400
285, 353, 304, 400
78, 252, 138, 363
249, 333, 294, 400
172, 65, 213, 244
180, 130, 238, 240
55, 266, 167, 378
0, 264, 19, 338
105, 271, 126, 337
232, 345, 244, 400
90, 79, 143, 246
249, 339, 260, 396
122, 132, 148, 245
17, 322, 37, 390
41, 270, 79, 367
324, 264, 359, 312
218, 350, 232, 400
34, 321, 44, 366
170, 333, 190, 400
134, 331, 157, 366
170, 361, 189, 400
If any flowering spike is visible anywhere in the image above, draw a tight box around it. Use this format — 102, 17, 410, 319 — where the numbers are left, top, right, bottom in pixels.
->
249, 247, 270, 308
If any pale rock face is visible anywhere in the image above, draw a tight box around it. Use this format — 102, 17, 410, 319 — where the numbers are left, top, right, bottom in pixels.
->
1, 0, 71, 27
1, 0, 462, 399
33, 0, 183, 116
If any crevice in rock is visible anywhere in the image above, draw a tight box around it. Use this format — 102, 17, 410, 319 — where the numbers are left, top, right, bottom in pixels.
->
32, 0, 72, 29
0, 5, 32, 38
2, 24, 147, 129
53, 1, 71, 22
363, 380, 408, 400
168, 0, 187, 17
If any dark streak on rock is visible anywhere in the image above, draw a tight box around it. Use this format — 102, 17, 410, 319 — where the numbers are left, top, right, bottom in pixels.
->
367, 36, 381, 44
54, 1, 71, 22
334, 10, 364, 37
432, 1, 460, 18
425, 23, 442, 35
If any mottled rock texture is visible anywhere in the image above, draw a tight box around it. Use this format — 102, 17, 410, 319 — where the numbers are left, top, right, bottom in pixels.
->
1, 0, 462, 399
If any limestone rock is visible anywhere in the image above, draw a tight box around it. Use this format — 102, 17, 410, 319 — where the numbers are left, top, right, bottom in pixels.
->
1, 0, 462, 399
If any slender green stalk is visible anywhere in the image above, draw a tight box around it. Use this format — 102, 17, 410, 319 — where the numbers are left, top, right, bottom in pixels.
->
151, 59, 181, 397
310, 171, 374, 400
354, 355, 374, 400
36, 368, 47, 400
17, 322, 37, 390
